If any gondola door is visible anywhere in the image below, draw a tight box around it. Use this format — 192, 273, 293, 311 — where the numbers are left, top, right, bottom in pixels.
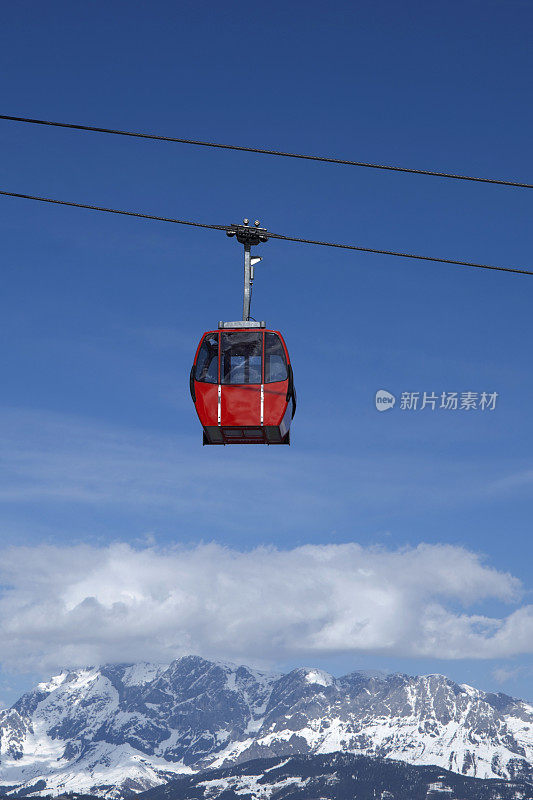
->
220, 331, 262, 426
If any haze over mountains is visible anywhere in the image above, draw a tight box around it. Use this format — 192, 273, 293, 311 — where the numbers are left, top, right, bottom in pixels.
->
0, 656, 532, 797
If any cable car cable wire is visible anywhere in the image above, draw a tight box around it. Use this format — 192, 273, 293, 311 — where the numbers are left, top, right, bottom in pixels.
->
266, 231, 533, 276
0, 189, 227, 232
1, 187, 532, 277
1, 114, 532, 191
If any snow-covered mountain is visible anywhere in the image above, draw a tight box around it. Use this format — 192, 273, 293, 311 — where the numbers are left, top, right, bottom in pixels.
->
0, 656, 532, 797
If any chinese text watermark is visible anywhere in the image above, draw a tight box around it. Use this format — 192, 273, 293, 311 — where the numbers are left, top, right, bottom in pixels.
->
375, 390, 498, 412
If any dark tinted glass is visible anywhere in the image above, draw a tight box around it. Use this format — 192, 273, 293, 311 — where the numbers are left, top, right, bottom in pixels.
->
221, 332, 262, 385
264, 333, 288, 383
195, 333, 219, 383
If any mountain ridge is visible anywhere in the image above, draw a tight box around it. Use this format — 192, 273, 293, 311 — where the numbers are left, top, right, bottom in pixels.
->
0, 655, 532, 797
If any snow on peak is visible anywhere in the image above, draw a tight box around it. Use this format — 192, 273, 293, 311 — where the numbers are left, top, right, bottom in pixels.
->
122, 663, 165, 687
36, 672, 69, 693
458, 682, 479, 696
304, 669, 333, 687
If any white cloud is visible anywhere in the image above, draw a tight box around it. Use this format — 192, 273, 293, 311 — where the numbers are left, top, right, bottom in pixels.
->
492, 664, 530, 685
0, 540, 528, 673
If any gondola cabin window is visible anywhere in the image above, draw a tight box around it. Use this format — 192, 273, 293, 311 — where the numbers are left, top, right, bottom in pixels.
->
264, 332, 288, 383
221, 332, 262, 385
195, 333, 218, 383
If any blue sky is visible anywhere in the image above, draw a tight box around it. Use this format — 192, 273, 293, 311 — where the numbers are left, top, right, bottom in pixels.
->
0, 0, 533, 705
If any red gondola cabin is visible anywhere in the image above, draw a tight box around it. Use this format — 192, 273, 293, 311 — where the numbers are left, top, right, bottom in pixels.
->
190, 322, 296, 445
